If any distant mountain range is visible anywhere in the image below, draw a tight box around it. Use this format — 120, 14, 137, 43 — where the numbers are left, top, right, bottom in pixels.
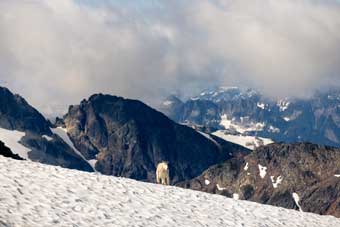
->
160, 86, 340, 148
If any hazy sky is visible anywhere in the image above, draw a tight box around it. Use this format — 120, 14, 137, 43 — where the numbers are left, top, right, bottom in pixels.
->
1, 0, 340, 116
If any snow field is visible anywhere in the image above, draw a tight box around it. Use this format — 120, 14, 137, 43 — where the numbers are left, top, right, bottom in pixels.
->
0, 156, 339, 227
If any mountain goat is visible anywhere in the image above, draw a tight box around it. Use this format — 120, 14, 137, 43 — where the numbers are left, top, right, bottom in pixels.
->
156, 161, 170, 185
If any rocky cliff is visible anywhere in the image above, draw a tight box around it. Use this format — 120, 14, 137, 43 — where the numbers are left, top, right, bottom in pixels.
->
178, 142, 340, 217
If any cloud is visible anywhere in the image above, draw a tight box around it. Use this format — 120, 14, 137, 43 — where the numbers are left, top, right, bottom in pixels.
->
0, 0, 340, 116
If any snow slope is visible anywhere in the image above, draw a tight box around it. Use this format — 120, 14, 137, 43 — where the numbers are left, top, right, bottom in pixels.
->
0, 157, 339, 227
213, 130, 274, 150
0, 127, 31, 160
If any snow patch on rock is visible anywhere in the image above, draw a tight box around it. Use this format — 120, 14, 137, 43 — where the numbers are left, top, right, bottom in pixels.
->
258, 164, 267, 179
277, 100, 290, 112
216, 184, 227, 191
244, 162, 249, 171
213, 130, 273, 150
257, 103, 265, 110
270, 176, 283, 188
163, 101, 173, 106
219, 115, 265, 133
292, 193, 303, 212
42, 135, 53, 141
268, 126, 280, 133
283, 117, 291, 122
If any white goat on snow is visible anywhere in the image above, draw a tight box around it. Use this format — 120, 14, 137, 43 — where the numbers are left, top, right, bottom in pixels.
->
156, 161, 170, 185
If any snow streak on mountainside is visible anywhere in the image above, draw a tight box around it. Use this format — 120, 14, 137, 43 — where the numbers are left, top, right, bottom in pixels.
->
0, 157, 339, 227
50, 127, 97, 171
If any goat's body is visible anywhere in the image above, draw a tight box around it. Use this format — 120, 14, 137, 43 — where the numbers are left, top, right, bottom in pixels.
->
156, 162, 170, 185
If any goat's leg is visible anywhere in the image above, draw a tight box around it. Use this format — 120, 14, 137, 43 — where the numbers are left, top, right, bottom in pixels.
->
156, 173, 160, 184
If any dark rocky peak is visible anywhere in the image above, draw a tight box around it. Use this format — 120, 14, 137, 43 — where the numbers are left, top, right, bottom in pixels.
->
0, 86, 51, 135
0, 86, 93, 172
62, 94, 249, 184
54, 117, 66, 128
69, 94, 173, 129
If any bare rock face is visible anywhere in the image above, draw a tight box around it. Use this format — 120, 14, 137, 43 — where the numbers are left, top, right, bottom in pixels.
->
0, 86, 93, 171
177, 142, 340, 218
62, 94, 249, 184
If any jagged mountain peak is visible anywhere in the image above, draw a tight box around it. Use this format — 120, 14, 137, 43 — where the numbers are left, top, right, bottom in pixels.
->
71, 93, 172, 127
0, 86, 51, 134
62, 93, 249, 183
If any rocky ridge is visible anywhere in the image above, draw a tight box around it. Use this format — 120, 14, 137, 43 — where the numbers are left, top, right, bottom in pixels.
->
178, 142, 340, 217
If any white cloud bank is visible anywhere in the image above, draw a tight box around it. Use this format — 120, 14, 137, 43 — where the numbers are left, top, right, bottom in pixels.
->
0, 0, 340, 116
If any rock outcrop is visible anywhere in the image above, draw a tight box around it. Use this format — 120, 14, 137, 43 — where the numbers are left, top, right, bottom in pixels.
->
178, 142, 340, 218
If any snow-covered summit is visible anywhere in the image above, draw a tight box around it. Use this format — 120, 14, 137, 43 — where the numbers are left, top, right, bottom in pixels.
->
191, 86, 259, 102
0, 156, 339, 227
